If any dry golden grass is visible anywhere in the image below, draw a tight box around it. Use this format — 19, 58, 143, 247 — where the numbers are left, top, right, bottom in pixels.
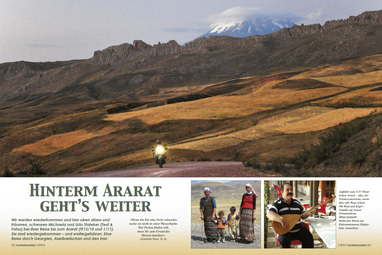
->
157, 77, 254, 95
170, 107, 328, 152
158, 83, 214, 94
170, 129, 239, 145
13, 109, 103, 134
238, 133, 320, 161
106, 95, 269, 124
13, 126, 117, 156
275, 108, 382, 133
311, 70, 382, 88
251, 107, 379, 134
169, 125, 280, 152
290, 54, 382, 88
293, 54, 382, 78
255, 106, 333, 130
170, 137, 244, 152
77, 149, 150, 173
168, 106, 381, 152
106, 81, 345, 125
293, 65, 360, 79
314, 87, 382, 106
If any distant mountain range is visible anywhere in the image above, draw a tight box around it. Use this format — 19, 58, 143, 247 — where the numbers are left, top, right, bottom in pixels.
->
191, 181, 261, 200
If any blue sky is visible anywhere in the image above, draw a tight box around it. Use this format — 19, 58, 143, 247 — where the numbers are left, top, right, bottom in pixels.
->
1, 0, 381, 63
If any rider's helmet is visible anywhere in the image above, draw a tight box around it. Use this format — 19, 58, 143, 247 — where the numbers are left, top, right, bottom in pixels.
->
156, 139, 161, 144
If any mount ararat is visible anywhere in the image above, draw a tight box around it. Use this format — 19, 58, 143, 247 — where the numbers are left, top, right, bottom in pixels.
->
195, 10, 299, 39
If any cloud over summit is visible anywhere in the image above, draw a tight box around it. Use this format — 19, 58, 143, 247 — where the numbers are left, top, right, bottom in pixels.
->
208, 7, 303, 27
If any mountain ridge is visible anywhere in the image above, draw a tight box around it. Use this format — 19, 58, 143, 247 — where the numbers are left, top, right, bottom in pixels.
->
1, 10, 382, 103
89, 9, 382, 65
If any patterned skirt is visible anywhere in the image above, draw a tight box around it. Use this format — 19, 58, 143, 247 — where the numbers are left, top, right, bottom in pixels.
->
239, 208, 255, 242
204, 216, 217, 240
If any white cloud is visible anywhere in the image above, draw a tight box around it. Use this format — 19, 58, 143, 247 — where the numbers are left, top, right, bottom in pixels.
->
208, 6, 302, 27
304, 6, 326, 24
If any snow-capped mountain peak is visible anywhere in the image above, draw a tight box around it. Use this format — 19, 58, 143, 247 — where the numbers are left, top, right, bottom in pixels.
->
200, 18, 296, 39
192, 7, 301, 41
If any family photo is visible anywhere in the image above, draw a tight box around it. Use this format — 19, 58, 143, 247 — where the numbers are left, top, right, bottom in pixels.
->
191, 180, 261, 249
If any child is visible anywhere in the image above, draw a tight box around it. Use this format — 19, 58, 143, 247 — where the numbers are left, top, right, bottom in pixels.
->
216, 210, 227, 243
227, 206, 239, 242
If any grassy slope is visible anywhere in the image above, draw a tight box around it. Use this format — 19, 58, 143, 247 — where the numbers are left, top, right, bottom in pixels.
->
2, 54, 382, 176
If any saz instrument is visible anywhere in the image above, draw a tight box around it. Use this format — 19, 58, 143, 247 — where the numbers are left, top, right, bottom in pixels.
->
272, 195, 336, 235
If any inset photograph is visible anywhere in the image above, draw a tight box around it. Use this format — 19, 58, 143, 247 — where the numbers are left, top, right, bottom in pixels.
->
264, 181, 336, 249
191, 180, 261, 249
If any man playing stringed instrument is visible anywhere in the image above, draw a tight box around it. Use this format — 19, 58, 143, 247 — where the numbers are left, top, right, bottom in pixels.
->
267, 183, 315, 248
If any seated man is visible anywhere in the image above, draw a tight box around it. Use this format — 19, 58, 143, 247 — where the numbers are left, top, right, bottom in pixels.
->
267, 183, 315, 248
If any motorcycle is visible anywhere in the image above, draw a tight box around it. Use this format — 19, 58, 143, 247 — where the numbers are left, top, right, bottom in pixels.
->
152, 144, 167, 168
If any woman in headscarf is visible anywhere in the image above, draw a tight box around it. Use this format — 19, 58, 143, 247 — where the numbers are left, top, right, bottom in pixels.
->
200, 187, 217, 243
238, 183, 259, 243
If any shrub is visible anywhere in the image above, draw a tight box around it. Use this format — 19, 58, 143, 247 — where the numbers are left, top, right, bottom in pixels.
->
27, 158, 48, 175
2, 167, 15, 177
293, 116, 371, 170
270, 159, 292, 173
242, 158, 261, 169
197, 157, 211, 161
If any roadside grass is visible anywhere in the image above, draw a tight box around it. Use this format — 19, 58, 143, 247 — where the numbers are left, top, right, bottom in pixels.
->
293, 113, 374, 170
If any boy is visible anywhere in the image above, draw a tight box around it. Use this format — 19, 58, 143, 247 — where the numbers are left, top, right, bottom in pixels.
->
227, 206, 239, 242
216, 210, 227, 243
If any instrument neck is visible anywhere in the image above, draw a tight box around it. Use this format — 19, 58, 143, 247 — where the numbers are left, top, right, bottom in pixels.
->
307, 196, 336, 213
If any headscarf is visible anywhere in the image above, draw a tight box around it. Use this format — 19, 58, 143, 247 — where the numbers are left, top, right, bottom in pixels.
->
204, 187, 212, 197
245, 183, 259, 198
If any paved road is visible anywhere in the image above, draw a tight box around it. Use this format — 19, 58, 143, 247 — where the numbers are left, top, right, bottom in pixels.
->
58, 161, 270, 177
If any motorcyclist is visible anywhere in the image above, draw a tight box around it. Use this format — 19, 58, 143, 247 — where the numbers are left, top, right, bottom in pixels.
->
152, 139, 167, 161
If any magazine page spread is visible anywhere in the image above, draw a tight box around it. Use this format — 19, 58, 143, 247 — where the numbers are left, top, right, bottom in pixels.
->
1, 1, 382, 254
0, 178, 381, 254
